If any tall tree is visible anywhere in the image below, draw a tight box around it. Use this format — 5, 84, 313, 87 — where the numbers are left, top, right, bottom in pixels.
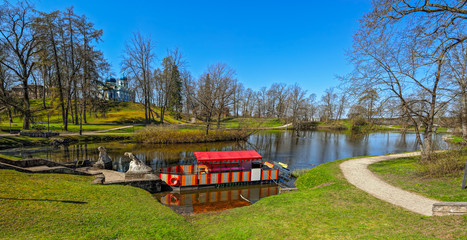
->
346, 1, 456, 161
320, 88, 337, 122
157, 49, 185, 122
0, 1, 39, 129
288, 83, 307, 130
122, 32, 155, 124
446, 43, 467, 139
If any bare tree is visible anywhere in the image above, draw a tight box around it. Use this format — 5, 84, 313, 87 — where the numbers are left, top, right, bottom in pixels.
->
347, 4, 453, 161
446, 42, 467, 138
288, 83, 307, 130
0, 1, 39, 129
306, 93, 317, 121
241, 88, 255, 117
188, 63, 235, 134
255, 87, 267, 118
320, 88, 337, 122
122, 32, 155, 124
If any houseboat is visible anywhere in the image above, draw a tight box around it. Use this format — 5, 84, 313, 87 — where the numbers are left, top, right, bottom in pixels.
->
158, 150, 281, 190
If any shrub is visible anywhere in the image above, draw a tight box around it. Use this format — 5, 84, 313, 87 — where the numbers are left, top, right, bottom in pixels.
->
351, 117, 368, 127
32, 124, 46, 131
134, 126, 252, 144
418, 149, 467, 177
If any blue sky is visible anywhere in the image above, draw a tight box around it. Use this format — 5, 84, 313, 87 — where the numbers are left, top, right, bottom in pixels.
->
35, 0, 371, 96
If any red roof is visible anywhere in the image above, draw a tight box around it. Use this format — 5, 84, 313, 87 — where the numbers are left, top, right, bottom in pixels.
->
193, 150, 262, 162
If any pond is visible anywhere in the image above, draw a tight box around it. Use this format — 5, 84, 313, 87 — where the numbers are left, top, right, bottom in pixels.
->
0, 130, 451, 214
1, 130, 450, 172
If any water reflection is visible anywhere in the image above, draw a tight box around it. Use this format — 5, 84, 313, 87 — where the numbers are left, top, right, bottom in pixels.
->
154, 185, 279, 215
0, 130, 450, 172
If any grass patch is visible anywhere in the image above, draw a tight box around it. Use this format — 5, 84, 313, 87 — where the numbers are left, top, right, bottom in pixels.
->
213, 118, 284, 129
134, 126, 251, 144
1, 156, 467, 239
0, 153, 21, 160
105, 126, 145, 133
291, 168, 311, 178
0, 170, 193, 239
370, 149, 467, 202
446, 136, 466, 144
0, 136, 50, 150
190, 157, 467, 239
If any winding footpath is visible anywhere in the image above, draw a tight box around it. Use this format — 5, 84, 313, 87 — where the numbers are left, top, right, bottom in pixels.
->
340, 152, 440, 216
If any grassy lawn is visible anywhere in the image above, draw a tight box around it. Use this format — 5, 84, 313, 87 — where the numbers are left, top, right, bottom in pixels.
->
105, 125, 145, 133
0, 153, 21, 160
0, 136, 50, 150
214, 117, 284, 129
369, 150, 467, 202
446, 136, 466, 144
0, 170, 193, 239
190, 157, 467, 239
0, 100, 187, 134
2, 155, 466, 239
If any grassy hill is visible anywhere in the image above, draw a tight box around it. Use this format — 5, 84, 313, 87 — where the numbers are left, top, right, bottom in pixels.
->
0, 99, 186, 132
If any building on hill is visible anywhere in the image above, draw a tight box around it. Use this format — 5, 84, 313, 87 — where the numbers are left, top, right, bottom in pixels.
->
98, 75, 135, 102
10, 84, 49, 99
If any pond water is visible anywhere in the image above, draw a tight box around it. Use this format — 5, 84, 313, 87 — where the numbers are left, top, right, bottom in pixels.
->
0, 130, 450, 172
0, 130, 451, 214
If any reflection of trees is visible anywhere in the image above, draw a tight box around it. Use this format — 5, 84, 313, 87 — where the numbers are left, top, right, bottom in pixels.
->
318, 131, 331, 164
10, 131, 452, 173
395, 132, 408, 149
346, 132, 370, 156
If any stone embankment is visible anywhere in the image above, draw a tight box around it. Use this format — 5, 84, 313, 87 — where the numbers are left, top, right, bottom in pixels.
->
0, 156, 162, 193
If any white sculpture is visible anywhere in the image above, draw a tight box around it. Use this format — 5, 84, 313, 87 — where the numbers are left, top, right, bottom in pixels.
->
125, 152, 153, 174
94, 146, 112, 169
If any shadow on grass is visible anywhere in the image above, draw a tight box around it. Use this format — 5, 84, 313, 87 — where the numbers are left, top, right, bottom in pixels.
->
0, 197, 87, 204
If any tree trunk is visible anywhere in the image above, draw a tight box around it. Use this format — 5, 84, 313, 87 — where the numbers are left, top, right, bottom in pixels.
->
21, 78, 31, 129
421, 128, 434, 162
74, 81, 79, 124
50, 29, 67, 131
7, 108, 12, 123
217, 112, 221, 129
462, 90, 467, 139
42, 67, 47, 109
205, 114, 211, 135
83, 98, 87, 123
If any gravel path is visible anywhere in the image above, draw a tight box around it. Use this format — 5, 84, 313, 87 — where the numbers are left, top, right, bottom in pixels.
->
340, 152, 440, 216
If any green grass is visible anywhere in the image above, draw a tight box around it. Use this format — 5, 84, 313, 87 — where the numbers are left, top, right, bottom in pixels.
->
369, 150, 467, 202
0, 99, 187, 132
189, 157, 467, 239
1, 155, 467, 239
105, 125, 145, 133
214, 117, 284, 129
0, 136, 50, 150
447, 136, 466, 144
0, 153, 21, 160
291, 168, 311, 178
0, 170, 193, 239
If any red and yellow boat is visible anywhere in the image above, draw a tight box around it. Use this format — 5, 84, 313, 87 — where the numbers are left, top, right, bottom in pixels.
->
158, 150, 279, 190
